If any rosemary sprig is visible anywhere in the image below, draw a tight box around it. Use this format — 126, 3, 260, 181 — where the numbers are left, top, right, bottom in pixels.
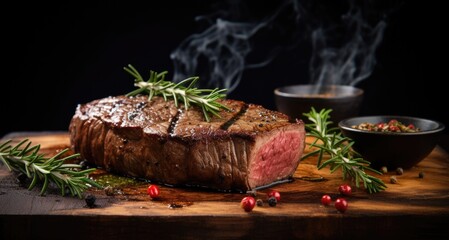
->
0, 139, 102, 198
301, 108, 387, 193
124, 64, 229, 122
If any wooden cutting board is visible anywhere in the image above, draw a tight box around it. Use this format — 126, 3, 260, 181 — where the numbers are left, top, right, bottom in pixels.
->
1, 132, 449, 240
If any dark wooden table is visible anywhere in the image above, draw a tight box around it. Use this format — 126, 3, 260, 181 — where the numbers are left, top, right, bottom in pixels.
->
1, 132, 449, 239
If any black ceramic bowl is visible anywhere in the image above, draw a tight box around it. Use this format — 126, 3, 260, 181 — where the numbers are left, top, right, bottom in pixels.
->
339, 116, 445, 170
274, 84, 364, 125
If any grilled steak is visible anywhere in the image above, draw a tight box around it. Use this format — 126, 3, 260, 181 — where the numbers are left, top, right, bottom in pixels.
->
69, 95, 305, 192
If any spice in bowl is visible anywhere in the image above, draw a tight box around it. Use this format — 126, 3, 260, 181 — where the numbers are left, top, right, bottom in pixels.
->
351, 119, 420, 133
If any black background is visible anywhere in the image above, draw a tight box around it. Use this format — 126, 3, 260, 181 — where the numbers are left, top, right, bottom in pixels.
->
1, 1, 446, 145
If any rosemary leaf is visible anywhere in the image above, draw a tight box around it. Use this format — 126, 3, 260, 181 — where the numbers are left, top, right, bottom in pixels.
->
0, 139, 102, 198
125, 64, 229, 122
301, 107, 387, 193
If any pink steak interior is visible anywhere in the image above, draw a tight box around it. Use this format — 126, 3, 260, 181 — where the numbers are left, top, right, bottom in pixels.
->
248, 130, 303, 188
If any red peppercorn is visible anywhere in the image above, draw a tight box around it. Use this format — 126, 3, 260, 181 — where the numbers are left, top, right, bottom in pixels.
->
338, 184, 352, 196
335, 198, 348, 213
267, 190, 281, 202
389, 125, 400, 132
240, 196, 256, 212
321, 195, 332, 206
407, 124, 415, 130
147, 185, 160, 199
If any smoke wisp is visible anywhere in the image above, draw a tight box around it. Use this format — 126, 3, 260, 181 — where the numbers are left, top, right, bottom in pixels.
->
309, 7, 386, 86
170, 0, 388, 93
170, 0, 299, 93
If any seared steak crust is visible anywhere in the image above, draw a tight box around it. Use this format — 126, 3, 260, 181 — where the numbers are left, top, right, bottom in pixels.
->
69, 95, 305, 192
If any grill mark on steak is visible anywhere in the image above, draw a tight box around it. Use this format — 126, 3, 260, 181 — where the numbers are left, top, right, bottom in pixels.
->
167, 109, 183, 136
220, 104, 248, 130
172, 99, 245, 140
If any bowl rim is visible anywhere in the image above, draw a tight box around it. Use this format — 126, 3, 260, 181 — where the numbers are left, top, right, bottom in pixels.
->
338, 115, 445, 135
274, 84, 364, 100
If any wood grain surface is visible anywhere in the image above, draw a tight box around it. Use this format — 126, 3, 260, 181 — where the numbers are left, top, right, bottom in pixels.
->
1, 132, 449, 240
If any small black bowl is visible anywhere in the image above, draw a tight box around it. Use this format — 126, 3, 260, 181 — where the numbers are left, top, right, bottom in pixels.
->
274, 84, 364, 125
339, 116, 445, 170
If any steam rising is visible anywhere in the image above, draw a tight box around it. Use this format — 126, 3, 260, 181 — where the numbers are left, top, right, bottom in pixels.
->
170, 1, 297, 93
170, 19, 261, 93
310, 9, 386, 86
170, 0, 387, 92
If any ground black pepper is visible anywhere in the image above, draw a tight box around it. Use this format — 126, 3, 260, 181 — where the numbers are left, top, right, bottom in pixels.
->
419, 172, 425, 178
85, 194, 97, 208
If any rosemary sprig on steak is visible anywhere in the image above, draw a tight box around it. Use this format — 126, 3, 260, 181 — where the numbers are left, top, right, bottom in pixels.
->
301, 108, 387, 193
124, 64, 229, 122
0, 139, 102, 198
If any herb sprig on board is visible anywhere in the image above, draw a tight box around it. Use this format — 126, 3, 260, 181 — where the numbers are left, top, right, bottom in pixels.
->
301, 108, 387, 193
0, 139, 102, 198
124, 64, 229, 122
